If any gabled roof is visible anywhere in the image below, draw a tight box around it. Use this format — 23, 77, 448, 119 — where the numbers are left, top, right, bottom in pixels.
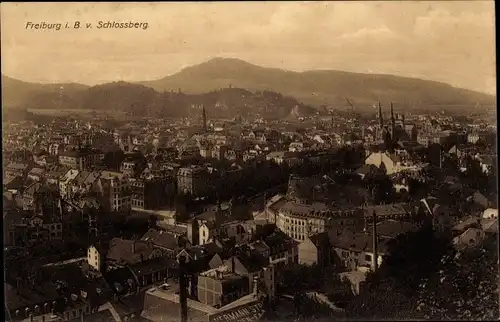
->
363, 203, 411, 217
371, 220, 418, 239
141, 228, 181, 251
106, 238, 155, 265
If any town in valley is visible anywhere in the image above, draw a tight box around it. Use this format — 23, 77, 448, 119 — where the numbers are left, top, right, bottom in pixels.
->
2, 2, 498, 322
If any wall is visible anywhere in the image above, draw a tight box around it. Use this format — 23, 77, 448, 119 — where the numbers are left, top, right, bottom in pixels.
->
298, 237, 319, 266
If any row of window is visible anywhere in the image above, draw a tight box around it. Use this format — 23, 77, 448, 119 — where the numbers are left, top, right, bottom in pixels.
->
132, 199, 145, 208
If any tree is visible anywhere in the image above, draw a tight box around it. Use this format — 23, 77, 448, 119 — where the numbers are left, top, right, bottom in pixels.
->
345, 226, 452, 320
415, 243, 499, 320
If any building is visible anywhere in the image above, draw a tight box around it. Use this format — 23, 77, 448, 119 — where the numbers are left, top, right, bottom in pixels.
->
5, 162, 32, 179
27, 167, 46, 182
130, 177, 169, 210
58, 148, 103, 171
141, 228, 190, 259
197, 266, 250, 308
177, 166, 213, 197
120, 152, 146, 177
59, 169, 80, 199
96, 171, 132, 212
364, 151, 424, 175
87, 238, 165, 272
274, 200, 364, 242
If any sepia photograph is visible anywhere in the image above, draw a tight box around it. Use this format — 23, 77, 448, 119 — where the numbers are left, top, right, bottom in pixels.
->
1, 1, 498, 321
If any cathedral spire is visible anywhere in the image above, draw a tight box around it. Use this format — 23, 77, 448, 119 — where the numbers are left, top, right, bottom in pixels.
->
378, 102, 384, 128
202, 105, 207, 132
390, 102, 395, 140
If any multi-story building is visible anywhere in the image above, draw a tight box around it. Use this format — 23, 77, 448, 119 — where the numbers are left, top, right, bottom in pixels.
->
59, 169, 80, 199
274, 201, 364, 242
364, 151, 425, 175
177, 166, 213, 197
5, 162, 32, 179
58, 148, 104, 170
130, 177, 170, 210
120, 152, 147, 177
197, 266, 250, 308
97, 171, 132, 212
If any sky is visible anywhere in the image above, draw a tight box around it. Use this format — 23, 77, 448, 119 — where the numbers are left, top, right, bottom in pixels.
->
1, 1, 496, 94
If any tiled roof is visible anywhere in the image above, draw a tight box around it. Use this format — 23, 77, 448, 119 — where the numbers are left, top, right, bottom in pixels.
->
372, 220, 419, 239
128, 257, 177, 278
106, 238, 155, 265
28, 168, 46, 175
362, 203, 411, 217
329, 231, 389, 254
141, 229, 180, 251
6, 163, 28, 170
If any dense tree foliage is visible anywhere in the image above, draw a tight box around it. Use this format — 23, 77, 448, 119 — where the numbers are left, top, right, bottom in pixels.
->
345, 225, 499, 320
415, 241, 499, 320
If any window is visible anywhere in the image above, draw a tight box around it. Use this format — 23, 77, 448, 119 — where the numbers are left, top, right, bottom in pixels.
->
365, 254, 372, 261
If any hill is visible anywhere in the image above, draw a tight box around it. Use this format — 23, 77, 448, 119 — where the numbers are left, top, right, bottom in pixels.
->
139, 57, 495, 112
2, 75, 89, 109
1, 75, 313, 119
2, 58, 495, 116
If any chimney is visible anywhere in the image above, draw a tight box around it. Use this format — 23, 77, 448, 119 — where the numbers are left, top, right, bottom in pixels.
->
16, 277, 22, 293
231, 256, 235, 273
372, 211, 378, 272
132, 240, 136, 254
29, 314, 34, 322
42, 315, 46, 322
178, 255, 188, 322
252, 275, 259, 295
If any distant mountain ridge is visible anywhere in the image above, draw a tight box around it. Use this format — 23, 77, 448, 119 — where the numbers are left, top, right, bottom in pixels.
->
139, 57, 495, 110
1, 74, 313, 119
2, 75, 89, 110
2, 58, 495, 115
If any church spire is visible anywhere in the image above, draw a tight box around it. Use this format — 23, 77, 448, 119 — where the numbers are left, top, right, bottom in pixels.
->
202, 105, 207, 132
390, 102, 396, 141
378, 102, 383, 128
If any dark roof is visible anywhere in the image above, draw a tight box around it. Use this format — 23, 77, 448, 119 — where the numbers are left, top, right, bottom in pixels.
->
4, 176, 25, 190
356, 164, 378, 175
371, 220, 418, 239
232, 251, 269, 274
328, 231, 389, 254
4, 282, 61, 311
128, 257, 177, 278
263, 230, 298, 253
141, 229, 180, 251
106, 238, 155, 265
363, 203, 411, 217
6, 163, 29, 170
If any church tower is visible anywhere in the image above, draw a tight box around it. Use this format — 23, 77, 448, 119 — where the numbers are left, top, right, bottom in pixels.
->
378, 102, 384, 128
390, 102, 395, 141
202, 105, 207, 132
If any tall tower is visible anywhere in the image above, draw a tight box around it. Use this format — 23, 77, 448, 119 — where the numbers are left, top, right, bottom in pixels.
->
378, 102, 384, 128
377, 102, 384, 142
390, 102, 395, 141
372, 211, 378, 272
202, 105, 207, 132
